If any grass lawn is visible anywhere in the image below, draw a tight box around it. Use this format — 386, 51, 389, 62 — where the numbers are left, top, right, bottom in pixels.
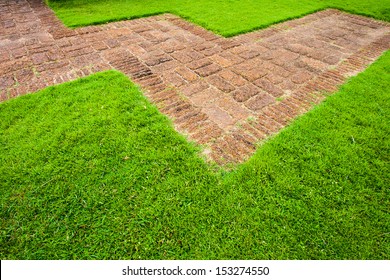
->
47, 0, 390, 36
1, 48, 389, 259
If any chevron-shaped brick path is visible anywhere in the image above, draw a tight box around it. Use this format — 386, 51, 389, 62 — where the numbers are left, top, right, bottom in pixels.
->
1, 0, 389, 164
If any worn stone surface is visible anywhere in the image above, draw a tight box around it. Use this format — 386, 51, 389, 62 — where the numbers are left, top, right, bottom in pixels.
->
1, 0, 389, 164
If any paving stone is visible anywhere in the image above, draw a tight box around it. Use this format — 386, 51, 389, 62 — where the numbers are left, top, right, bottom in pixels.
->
181, 80, 209, 96
170, 51, 193, 63
175, 67, 198, 82
206, 74, 235, 93
219, 69, 247, 87
187, 58, 212, 70
291, 70, 314, 84
31, 52, 49, 64
233, 67, 267, 82
245, 93, 275, 111
191, 87, 224, 107
162, 71, 186, 87
202, 105, 235, 130
210, 54, 235, 67
194, 63, 221, 77
216, 96, 251, 120
254, 78, 285, 97
232, 84, 260, 102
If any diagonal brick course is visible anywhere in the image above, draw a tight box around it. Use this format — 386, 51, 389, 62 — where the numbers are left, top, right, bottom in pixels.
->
1, 0, 389, 164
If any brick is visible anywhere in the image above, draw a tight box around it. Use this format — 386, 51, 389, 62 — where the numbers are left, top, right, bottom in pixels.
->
279, 79, 298, 92
162, 71, 186, 87
323, 55, 341, 65
194, 63, 222, 77
291, 70, 314, 84
219, 52, 244, 65
92, 41, 108, 51
0, 76, 15, 89
175, 67, 198, 82
219, 70, 247, 87
206, 75, 235, 92
210, 54, 235, 67
31, 52, 49, 64
216, 96, 251, 120
201, 46, 222, 56
245, 93, 275, 111
266, 73, 284, 84
151, 60, 179, 72
191, 87, 223, 107
202, 105, 235, 130
187, 58, 212, 70
232, 84, 259, 102
181, 80, 209, 96
254, 79, 284, 97
186, 50, 205, 61
11, 48, 28, 59
235, 68, 267, 82
170, 52, 193, 63
144, 55, 172, 66
238, 49, 260, 59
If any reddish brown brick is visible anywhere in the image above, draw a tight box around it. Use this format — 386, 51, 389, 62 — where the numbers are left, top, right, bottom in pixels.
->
210, 54, 235, 67
194, 63, 222, 77
170, 52, 193, 63
232, 84, 259, 102
255, 78, 284, 97
219, 70, 247, 87
206, 75, 235, 92
181, 80, 209, 96
191, 87, 223, 107
187, 58, 212, 70
291, 70, 314, 84
202, 105, 235, 130
31, 52, 49, 64
175, 67, 198, 82
216, 97, 251, 120
245, 93, 275, 111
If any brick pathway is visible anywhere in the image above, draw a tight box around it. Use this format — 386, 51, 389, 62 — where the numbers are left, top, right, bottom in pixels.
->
1, 0, 389, 164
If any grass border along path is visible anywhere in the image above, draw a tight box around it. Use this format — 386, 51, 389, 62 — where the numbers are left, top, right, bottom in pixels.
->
1, 49, 389, 259
47, 0, 390, 36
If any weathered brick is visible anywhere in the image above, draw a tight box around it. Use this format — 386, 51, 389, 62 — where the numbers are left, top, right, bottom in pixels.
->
291, 70, 313, 84
175, 67, 198, 82
210, 54, 235, 67
235, 68, 267, 82
245, 93, 275, 111
170, 52, 193, 63
232, 84, 259, 102
216, 96, 251, 120
162, 71, 186, 87
239, 49, 261, 59
187, 58, 212, 70
202, 105, 235, 130
254, 79, 284, 97
191, 87, 223, 107
31, 52, 49, 64
181, 80, 209, 96
194, 63, 222, 77
206, 75, 235, 92
219, 70, 247, 87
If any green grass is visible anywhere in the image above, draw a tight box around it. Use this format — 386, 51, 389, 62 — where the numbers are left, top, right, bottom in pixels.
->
1, 50, 389, 259
47, 0, 390, 36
